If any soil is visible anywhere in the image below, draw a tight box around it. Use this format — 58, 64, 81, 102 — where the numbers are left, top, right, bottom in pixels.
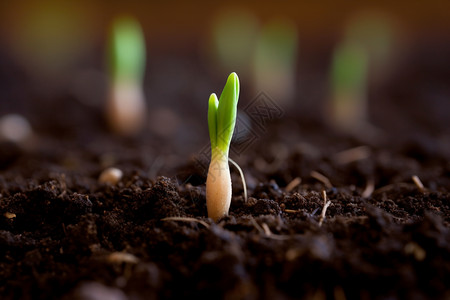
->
1, 42, 450, 300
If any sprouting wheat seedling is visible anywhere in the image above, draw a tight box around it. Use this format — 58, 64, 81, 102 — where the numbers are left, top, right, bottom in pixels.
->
206, 72, 240, 221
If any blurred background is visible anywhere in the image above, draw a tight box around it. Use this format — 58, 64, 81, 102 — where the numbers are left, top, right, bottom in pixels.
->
0, 0, 449, 153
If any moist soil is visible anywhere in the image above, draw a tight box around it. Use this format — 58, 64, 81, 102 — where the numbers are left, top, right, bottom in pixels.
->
1, 47, 450, 299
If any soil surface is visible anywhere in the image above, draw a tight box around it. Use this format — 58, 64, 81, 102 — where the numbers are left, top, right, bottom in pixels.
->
1, 44, 450, 300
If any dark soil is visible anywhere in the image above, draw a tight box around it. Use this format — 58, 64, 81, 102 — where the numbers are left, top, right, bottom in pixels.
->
1, 44, 450, 300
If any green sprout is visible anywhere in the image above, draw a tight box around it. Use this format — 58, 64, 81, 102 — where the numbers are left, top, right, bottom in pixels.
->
109, 16, 146, 84
329, 41, 368, 132
106, 16, 147, 136
253, 18, 298, 104
206, 72, 240, 221
329, 12, 395, 135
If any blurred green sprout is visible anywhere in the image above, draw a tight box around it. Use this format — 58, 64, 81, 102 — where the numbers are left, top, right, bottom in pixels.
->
106, 16, 147, 136
329, 12, 395, 135
330, 41, 368, 131
253, 18, 298, 104
109, 16, 146, 84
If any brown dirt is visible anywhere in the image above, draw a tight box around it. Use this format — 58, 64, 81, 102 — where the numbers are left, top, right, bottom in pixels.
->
1, 44, 450, 300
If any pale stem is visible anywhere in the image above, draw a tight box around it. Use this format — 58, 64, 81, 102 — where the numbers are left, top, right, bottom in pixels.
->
206, 149, 232, 221
107, 80, 146, 135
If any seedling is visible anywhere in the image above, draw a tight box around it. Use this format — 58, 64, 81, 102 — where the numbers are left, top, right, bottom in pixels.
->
329, 41, 368, 132
253, 18, 298, 105
106, 16, 147, 135
344, 12, 395, 83
328, 12, 395, 135
206, 72, 240, 221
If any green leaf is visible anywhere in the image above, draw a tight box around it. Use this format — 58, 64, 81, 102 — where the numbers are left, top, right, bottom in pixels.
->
216, 72, 240, 155
208, 93, 219, 149
109, 16, 146, 83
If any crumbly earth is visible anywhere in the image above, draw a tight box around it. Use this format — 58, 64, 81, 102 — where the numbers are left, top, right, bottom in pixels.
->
1, 44, 450, 299
1, 110, 449, 300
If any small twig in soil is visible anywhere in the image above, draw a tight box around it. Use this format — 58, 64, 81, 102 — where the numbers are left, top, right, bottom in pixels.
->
161, 217, 210, 228
412, 175, 425, 193
228, 157, 248, 202
318, 190, 332, 227
310, 171, 333, 189
285, 177, 302, 192
362, 178, 375, 198
284, 209, 301, 213
333, 145, 370, 164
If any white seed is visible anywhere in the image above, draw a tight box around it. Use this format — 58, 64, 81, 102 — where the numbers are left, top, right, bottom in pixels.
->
0, 114, 32, 143
98, 167, 123, 185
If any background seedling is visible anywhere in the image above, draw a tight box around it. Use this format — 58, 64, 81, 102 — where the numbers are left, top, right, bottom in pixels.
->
329, 40, 368, 133
106, 16, 147, 136
206, 72, 240, 221
208, 9, 258, 78
328, 12, 396, 136
253, 18, 298, 105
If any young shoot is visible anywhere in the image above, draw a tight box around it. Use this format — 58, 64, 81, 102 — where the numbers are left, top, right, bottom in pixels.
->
329, 41, 368, 133
328, 13, 396, 136
206, 72, 240, 221
344, 12, 396, 83
107, 16, 147, 136
253, 18, 298, 105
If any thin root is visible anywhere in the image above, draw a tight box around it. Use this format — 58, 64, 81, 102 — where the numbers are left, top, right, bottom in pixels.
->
229, 157, 248, 202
